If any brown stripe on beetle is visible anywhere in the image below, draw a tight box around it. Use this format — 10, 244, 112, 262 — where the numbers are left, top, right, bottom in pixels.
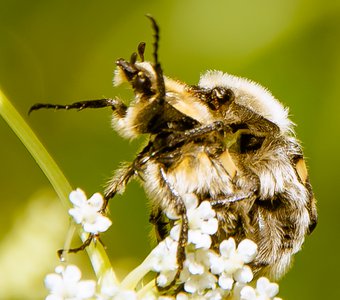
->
218, 149, 238, 179
295, 157, 308, 184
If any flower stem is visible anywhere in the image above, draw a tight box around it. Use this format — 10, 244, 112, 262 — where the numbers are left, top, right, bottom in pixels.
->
0, 89, 117, 284
137, 280, 157, 298
120, 251, 154, 290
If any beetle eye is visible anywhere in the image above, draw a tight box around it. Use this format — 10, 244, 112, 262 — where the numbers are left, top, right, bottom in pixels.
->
207, 87, 234, 111
213, 87, 234, 105
133, 71, 153, 95
239, 134, 265, 153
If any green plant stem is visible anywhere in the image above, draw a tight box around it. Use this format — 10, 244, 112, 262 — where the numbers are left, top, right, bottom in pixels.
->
137, 280, 157, 298
0, 89, 117, 285
121, 250, 154, 290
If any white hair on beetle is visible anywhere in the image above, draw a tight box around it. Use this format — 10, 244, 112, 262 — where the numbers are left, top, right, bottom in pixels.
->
198, 70, 293, 133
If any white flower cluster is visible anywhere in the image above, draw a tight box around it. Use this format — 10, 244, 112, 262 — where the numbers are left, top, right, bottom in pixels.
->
45, 189, 129, 300
45, 264, 138, 300
45, 190, 282, 300
238, 277, 281, 300
45, 265, 96, 300
147, 193, 282, 299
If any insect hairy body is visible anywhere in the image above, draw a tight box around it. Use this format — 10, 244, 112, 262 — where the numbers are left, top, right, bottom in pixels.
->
112, 60, 316, 280
30, 16, 317, 288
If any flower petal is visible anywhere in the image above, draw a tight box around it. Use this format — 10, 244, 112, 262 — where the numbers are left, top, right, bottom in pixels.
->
218, 273, 234, 290
201, 218, 218, 235
237, 239, 258, 263
44, 273, 62, 292
77, 280, 96, 298
220, 238, 236, 258
170, 224, 180, 241
88, 193, 104, 211
94, 215, 112, 232
69, 189, 87, 207
209, 253, 224, 275
188, 230, 211, 249
68, 208, 83, 224
256, 277, 279, 297
63, 265, 82, 283
184, 276, 199, 293
186, 252, 205, 275
240, 286, 257, 300
183, 193, 199, 210
234, 266, 253, 283
197, 201, 215, 219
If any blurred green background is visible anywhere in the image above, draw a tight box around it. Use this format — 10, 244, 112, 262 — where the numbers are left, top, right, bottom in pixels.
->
0, 0, 339, 299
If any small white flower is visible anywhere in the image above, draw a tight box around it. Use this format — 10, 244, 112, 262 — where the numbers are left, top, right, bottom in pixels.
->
45, 265, 96, 300
188, 229, 214, 249
183, 272, 216, 294
186, 199, 218, 249
150, 237, 178, 273
149, 237, 178, 287
218, 272, 234, 290
256, 277, 279, 298
236, 239, 258, 264
234, 266, 254, 284
211, 238, 257, 275
240, 277, 280, 300
184, 249, 212, 275
68, 188, 112, 234
209, 238, 257, 291
177, 245, 218, 295
240, 286, 257, 300
164, 194, 218, 249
